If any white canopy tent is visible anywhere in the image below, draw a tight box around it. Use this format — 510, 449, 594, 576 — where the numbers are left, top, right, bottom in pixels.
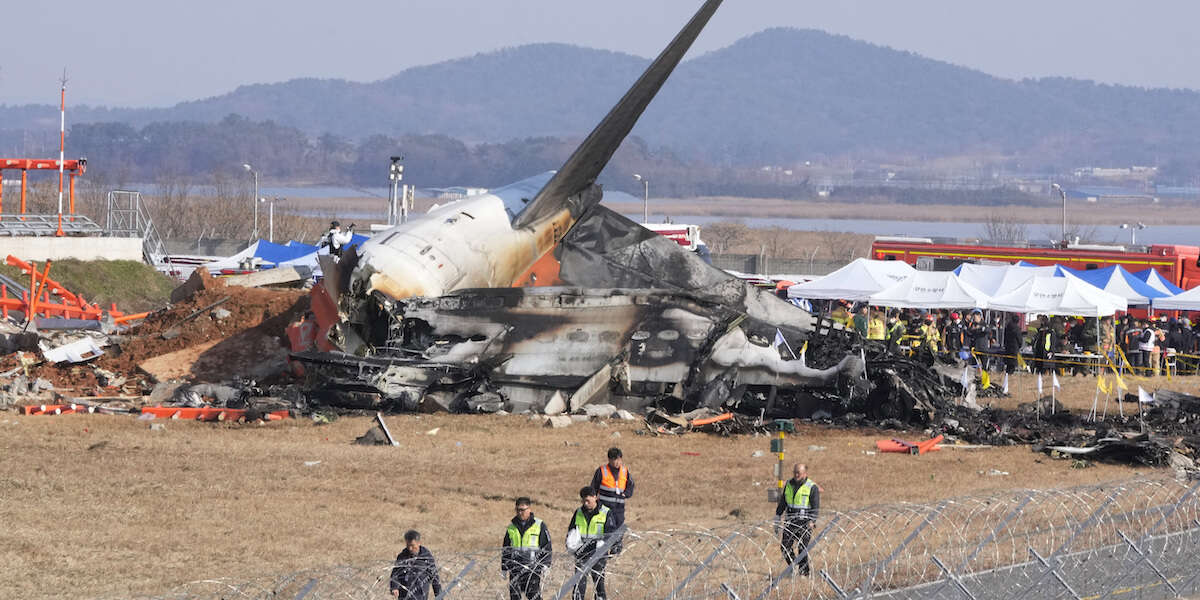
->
953, 263, 1063, 297
987, 275, 1128, 317
1151, 286, 1200, 310
869, 271, 991, 309
787, 258, 916, 301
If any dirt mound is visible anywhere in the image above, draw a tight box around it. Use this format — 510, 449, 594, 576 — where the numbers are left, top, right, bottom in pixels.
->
10, 269, 312, 392
99, 274, 309, 382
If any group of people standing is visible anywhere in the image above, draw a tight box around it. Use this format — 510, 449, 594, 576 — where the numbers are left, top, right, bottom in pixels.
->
826, 299, 1200, 377
389, 448, 633, 600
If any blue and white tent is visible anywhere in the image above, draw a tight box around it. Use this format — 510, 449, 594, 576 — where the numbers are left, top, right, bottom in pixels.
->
202, 234, 370, 275
1131, 268, 1184, 295
1058, 265, 1168, 306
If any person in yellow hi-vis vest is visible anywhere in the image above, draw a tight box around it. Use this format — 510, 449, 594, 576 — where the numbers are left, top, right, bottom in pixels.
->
867, 309, 886, 341
566, 487, 612, 600
831, 301, 851, 326
774, 463, 821, 576
502, 497, 553, 600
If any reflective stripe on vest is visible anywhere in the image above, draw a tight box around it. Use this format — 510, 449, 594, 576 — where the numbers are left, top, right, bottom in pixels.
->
573, 505, 609, 540
598, 465, 628, 503
784, 480, 816, 514
507, 518, 543, 554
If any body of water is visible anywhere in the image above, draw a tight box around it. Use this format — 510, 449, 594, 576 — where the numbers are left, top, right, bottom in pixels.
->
653, 215, 1199, 246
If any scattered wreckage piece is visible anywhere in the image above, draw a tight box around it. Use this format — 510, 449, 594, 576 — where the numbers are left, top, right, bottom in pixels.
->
139, 406, 289, 422
42, 337, 104, 364
876, 435, 944, 455
222, 266, 313, 289
161, 296, 231, 340
643, 407, 768, 436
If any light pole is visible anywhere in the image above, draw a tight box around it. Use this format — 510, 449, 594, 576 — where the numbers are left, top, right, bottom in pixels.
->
1120, 222, 1146, 245
259, 197, 281, 243
242, 163, 259, 239
1051, 183, 1067, 242
633, 173, 649, 222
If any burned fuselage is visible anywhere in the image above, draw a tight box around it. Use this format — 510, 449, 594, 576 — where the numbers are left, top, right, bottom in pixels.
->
303, 286, 858, 414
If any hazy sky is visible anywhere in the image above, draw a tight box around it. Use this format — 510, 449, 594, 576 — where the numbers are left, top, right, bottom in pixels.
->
5, 1, 1200, 107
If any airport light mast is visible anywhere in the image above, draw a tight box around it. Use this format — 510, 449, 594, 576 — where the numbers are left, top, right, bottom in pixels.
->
1120, 222, 1147, 245
242, 163, 259, 239
633, 173, 649, 222
1051, 183, 1067, 242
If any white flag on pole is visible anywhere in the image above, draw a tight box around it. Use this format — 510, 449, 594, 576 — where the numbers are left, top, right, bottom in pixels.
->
1037, 374, 1044, 396
1138, 386, 1156, 404
1002, 372, 1010, 395
1052, 371, 1061, 390
960, 366, 970, 390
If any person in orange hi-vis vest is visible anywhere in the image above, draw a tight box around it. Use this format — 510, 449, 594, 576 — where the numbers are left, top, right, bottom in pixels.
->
589, 447, 634, 554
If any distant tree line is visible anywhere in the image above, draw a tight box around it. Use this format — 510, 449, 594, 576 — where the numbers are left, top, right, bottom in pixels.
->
54, 115, 1048, 205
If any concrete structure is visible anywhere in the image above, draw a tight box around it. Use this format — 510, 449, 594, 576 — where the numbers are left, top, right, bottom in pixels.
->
0, 236, 143, 261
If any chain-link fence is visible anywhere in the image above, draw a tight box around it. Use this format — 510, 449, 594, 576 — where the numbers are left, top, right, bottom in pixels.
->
152, 477, 1200, 600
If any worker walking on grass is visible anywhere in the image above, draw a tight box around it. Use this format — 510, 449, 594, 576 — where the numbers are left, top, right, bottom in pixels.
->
502, 497, 553, 600
590, 447, 634, 553
389, 530, 442, 600
566, 486, 612, 600
775, 463, 820, 576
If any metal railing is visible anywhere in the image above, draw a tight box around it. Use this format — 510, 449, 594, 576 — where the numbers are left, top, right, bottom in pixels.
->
0, 213, 103, 236
106, 190, 168, 263
147, 477, 1200, 599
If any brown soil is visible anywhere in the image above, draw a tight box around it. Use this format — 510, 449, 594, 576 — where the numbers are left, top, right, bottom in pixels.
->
97, 276, 309, 383
6, 272, 310, 400
0, 405, 1157, 600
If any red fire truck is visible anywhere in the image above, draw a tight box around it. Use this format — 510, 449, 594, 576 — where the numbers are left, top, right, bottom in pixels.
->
870, 237, 1200, 290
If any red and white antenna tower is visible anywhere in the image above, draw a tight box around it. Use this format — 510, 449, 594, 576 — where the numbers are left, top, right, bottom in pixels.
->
56, 69, 67, 236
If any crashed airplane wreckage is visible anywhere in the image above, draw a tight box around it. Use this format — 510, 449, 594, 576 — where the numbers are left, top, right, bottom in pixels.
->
291, 0, 957, 422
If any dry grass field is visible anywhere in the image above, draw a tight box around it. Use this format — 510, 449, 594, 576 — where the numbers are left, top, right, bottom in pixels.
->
601, 196, 1200, 226
4, 375, 1196, 598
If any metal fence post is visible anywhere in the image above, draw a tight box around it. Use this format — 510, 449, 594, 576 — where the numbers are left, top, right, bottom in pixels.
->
434, 559, 477, 600
666, 530, 744, 600
292, 578, 318, 600
1096, 480, 1199, 600
753, 514, 843, 600
553, 524, 627, 600
1014, 487, 1122, 598
850, 501, 948, 599
928, 491, 1035, 599
930, 555, 978, 600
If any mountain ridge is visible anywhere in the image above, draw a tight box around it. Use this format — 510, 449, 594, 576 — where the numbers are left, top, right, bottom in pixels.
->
5, 28, 1200, 168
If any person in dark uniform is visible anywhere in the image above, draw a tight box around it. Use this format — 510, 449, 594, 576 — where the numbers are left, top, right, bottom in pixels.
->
502, 497, 552, 600
1003, 314, 1024, 374
590, 447, 634, 552
775, 463, 821, 576
1033, 317, 1058, 374
389, 530, 442, 600
566, 487, 612, 600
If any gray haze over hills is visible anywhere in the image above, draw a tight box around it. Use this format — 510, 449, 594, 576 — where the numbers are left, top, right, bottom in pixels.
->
6, 1, 1200, 107
7, 28, 1200, 173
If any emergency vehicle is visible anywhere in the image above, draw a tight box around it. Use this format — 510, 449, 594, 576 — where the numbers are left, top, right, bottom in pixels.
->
870, 237, 1200, 290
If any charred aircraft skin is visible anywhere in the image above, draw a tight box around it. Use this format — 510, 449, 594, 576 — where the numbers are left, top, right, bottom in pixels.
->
304, 286, 863, 415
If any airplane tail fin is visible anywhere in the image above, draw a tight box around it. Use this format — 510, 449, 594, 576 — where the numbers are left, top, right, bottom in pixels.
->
513, 0, 724, 228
